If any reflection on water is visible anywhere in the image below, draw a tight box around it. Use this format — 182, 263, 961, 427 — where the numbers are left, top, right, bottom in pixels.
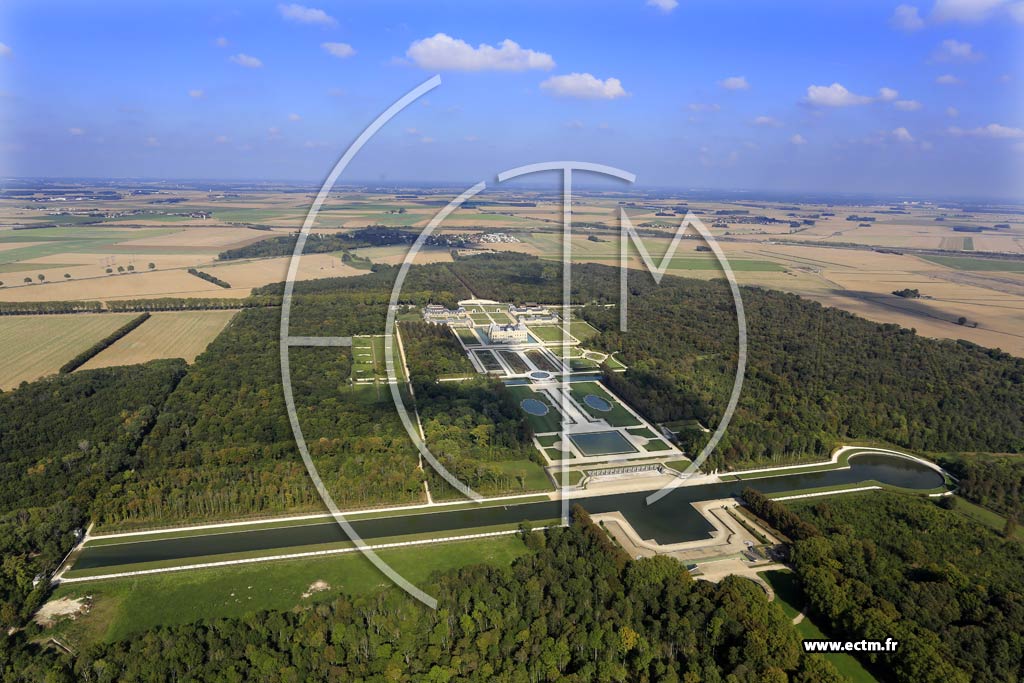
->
75, 453, 943, 570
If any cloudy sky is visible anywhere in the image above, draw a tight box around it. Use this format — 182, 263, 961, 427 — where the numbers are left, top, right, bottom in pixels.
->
1, 0, 1022, 198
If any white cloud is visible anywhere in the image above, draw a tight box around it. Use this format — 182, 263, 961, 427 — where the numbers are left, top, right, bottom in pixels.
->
288, 113, 301, 121
145, 136, 160, 147
464, 135, 479, 142
949, 122, 1024, 138
891, 4, 926, 30
406, 33, 554, 71
687, 102, 720, 112
946, 106, 960, 117
214, 36, 229, 48
719, 76, 749, 90
230, 53, 263, 68
806, 83, 873, 107
267, 127, 282, 138
214, 135, 230, 144
68, 127, 85, 136
934, 38, 982, 61
647, 0, 679, 11
278, 3, 336, 26
790, 133, 807, 145
753, 115, 782, 127
1011, 2, 1024, 22
892, 127, 915, 142
566, 119, 585, 130
936, 73, 963, 85
932, 0, 1006, 22
894, 99, 922, 110
540, 72, 628, 99
878, 87, 900, 101
322, 42, 355, 58
188, 89, 204, 98
420, 136, 435, 144
0, 43, 11, 58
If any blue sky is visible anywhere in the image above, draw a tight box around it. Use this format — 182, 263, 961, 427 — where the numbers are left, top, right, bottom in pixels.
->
0, 0, 1022, 198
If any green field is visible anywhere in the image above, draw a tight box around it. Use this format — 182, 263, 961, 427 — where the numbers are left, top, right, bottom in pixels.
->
489, 459, 554, 492
350, 334, 385, 380
45, 536, 531, 648
526, 324, 571, 342
759, 570, 879, 683
506, 384, 563, 433
919, 255, 1024, 272
567, 320, 600, 340
950, 496, 1024, 541
569, 381, 640, 427
0, 227, 179, 264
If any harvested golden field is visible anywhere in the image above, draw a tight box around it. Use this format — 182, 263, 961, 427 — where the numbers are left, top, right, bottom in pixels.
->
79, 310, 238, 370
352, 245, 453, 265
203, 253, 363, 288
0, 269, 240, 302
122, 227, 275, 249
0, 312, 136, 389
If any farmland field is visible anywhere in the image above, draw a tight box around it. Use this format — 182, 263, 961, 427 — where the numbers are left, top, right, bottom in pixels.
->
0, 312, 137, 388
79, 310, 238, 370
919, 255, 1024, 272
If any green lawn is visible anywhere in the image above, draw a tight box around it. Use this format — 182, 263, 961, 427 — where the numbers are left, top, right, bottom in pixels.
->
568, 381, 640, 427
950, 496, 1024, 541
759, 570, 880, 683
489, 459, 554, 492
527, 324, 571, 342
506, 384, 564, 433
919, 255, 1024, 272
47, 536, 531, 647
567, 320, 600, 340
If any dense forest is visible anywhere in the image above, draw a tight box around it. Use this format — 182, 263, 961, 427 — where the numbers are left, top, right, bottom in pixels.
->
216, 226, 465, 261
439, 253, 1024, 468
89, 253, 1024, 525
788, 492, 1024, 683
402, 321, 542, 497
940, 457, 1024, 519
4, 511, 845, 683
0, 361, 186, 628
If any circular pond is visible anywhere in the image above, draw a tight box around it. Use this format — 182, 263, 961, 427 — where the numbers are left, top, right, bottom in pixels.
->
583, 394, 612, 412
521, 398, 550, 416
529, 371, 552, 380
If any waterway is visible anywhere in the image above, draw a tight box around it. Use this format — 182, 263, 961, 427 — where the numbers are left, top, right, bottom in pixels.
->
73, 453, 942, 571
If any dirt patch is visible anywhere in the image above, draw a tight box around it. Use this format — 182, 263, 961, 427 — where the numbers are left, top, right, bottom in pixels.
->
34, 596, 90, 627
301, 580, 330, 599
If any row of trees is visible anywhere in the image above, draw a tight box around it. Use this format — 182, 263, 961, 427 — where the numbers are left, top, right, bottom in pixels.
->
741, 487, 821, 541
58, 313, 151, 373
187, 268, 231, 288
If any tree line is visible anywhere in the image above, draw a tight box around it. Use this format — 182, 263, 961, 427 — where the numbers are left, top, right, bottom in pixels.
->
186, 268, 231, 289
59, 313, 151, 373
